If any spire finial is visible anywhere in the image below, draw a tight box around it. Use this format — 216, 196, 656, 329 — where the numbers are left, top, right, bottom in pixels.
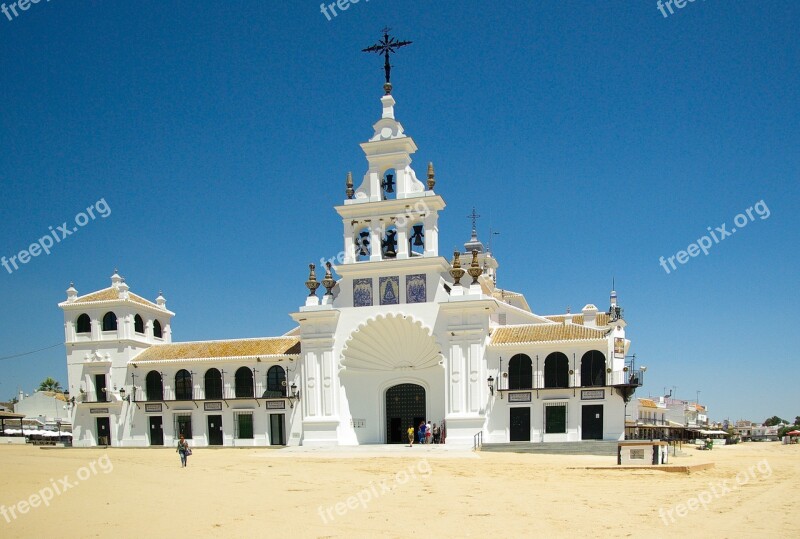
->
427, 162, 435, 190
362, 28, 413, 95
345, 171, 354, 199
468, 207, 480, 238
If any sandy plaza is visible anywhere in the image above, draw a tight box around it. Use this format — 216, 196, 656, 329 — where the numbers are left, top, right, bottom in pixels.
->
1, 442, 798, 538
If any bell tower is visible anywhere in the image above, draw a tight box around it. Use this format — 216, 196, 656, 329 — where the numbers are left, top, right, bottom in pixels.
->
335, 93, 445, 264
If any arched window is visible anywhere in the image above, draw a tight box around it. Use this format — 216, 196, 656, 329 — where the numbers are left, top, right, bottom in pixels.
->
76, 314, 91, 334
235, 367, 254, 398
204, 368, 222, 400
265, 366, 286, 398
581, 350, 606, 387
102, 312, 117, 332
146, 371, 163, 401
508, 354, 533, 390
544, 352, 570, 388
134, 314, 144, 334
175, 369, 193, 400
153, 319, 163, 339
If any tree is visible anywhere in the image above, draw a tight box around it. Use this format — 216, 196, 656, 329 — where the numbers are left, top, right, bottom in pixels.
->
763, 416, 787, 427
795, 416, 800, 427
37, 377, 63, 393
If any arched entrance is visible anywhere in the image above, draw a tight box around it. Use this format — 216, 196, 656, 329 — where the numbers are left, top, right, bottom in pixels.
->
385, 383, 426, 444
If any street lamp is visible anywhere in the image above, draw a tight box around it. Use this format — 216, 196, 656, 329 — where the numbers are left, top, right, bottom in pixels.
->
487, 376, 495, 396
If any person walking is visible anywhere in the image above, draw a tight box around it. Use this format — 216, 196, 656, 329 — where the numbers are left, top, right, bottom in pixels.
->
426, 421, 433, 444
433, 423, 440, 444
407, 425, 415, 447
418, 421, 426, 445
177, 434, 190, 467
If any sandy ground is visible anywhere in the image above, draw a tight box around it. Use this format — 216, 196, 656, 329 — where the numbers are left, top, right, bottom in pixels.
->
0, 441, 797, 538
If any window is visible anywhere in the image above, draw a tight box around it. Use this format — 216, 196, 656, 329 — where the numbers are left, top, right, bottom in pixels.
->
134, 314, 144, 334
265, 366, 286, 398
508, 354, 533, 390
175, 369, 193, 400
102, 312, 117, 332
146, 371, 163, 401
235, 367, 254, 398
545, 404, 567, 434
174, 413, 192, 439
234, 412, 254, 439
580, 350, 606, 387
153, 319, 163, 339
544, 352, 570, 388
76, 314, 91, 334
204, 368, 223, 400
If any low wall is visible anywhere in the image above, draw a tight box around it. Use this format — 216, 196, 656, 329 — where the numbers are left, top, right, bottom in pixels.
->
0, 436, 27, 445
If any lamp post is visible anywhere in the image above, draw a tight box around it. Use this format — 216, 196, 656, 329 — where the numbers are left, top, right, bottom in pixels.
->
487, 376, 495, 396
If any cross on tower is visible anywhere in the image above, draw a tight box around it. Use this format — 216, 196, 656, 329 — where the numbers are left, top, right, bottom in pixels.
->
468, 207, 481, 235
362, 28, 413, 94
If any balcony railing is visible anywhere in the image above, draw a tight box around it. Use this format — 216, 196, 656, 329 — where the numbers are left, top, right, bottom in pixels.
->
130, 386, 287, 402
77, 392, 110, 404
496, 372, 619, 392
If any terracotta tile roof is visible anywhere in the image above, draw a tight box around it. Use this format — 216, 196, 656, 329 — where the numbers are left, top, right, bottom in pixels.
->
133, 337, 301, 363
544, 313, 610, 326
38, 391, 68, 402
72, 287, 159, 308
639, 398, 658, 408
490, 323, 607, 345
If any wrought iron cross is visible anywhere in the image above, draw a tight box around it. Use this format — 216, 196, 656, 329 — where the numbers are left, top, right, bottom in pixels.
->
362, 28, 412, 94
468, 207, 481, 233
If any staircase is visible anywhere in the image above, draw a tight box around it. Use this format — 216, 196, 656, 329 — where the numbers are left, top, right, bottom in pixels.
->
479, 440, 618, 455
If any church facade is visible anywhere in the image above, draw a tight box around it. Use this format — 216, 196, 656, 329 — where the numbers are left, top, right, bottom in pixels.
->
61, 89, 643, 448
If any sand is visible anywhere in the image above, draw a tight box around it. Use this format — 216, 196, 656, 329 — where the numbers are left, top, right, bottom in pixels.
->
0, 441, 797, 538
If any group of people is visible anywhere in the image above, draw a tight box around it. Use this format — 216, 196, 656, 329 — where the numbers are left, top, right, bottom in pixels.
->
407, 421, 442, 446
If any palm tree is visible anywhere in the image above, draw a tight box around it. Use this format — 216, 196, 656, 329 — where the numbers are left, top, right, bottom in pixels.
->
38, 377, 63, 393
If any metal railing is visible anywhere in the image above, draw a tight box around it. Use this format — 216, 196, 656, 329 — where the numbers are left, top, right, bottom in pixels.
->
473, 431, 483, 451
131, 385, 287, 402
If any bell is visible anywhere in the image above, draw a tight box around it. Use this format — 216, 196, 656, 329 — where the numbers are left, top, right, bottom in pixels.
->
382, 174, 395, 194
357, 231, 370, 256
411, 224, 425, 246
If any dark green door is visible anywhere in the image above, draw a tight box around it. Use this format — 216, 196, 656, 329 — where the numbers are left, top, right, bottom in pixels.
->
510, 407, 530, 441
385, 384, 426, 444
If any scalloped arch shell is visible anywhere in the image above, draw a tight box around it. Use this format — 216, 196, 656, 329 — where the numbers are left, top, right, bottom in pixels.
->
340, 313, 442, 372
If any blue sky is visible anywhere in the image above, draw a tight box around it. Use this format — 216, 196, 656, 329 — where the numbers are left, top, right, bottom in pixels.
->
0, 1, 797, 422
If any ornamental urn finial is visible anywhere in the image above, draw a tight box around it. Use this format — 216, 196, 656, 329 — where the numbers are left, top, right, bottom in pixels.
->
449, 251, 466, 287
322, 262, 336, 296
305, 264, 320, 297
467, 249, 483, 285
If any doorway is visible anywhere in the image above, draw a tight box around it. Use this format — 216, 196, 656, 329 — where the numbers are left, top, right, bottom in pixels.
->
96, 417, 111, 446
149, 416, 164, 446
385, 383, 426, 444
269, 414, 285, 446
510, 407, 531, 442
207, 415, 223, 446
581, 405, 604, 440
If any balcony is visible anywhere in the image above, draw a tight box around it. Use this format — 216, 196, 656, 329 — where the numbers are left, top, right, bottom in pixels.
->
128, 386, 289, 404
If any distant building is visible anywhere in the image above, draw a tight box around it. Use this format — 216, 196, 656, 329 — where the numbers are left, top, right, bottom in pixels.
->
14, 390, 71, 424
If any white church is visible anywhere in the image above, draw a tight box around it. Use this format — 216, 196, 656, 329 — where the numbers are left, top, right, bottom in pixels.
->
60, 82, 643, 448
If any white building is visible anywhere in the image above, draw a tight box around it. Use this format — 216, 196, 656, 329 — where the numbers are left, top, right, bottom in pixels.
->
13, 390, 71, 424
61, 88, 644, 448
